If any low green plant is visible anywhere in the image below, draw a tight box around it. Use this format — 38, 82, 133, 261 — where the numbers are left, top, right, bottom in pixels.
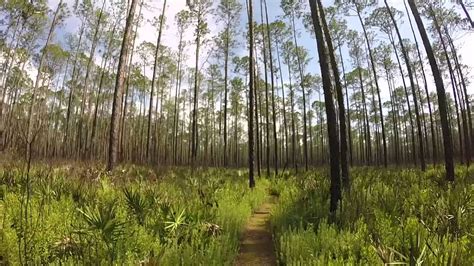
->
0, 165, 269, 264
272, 167, 474, 265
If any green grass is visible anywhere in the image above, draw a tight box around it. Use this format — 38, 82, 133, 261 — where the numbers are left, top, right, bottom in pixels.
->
0, 164, 268, 265
1, 163, 473, 265
271, 166, 474, 265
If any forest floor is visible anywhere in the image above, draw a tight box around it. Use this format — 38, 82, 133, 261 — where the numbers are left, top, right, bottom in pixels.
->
2, 162, 472, 264
234, 196, 278, 266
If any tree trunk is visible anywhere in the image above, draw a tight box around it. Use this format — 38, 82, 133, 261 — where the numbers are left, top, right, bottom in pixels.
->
445, 26, 472, 166
431, 7, 464, 164
460, 0, 474, 28
147, 0, 167, 161
120, 1, 143, 162
263, 0, 278, 175
403, 0, 437, 163
356, 7, 387, 167
408, 0, 454, 181
173, 32, 184, 165
247, 0, 255, 188
26, 0, 63, 163
338, 43, 353, 166
191, 14, 202, 166
276, 40, 289, 167
63, 24, 85, 156
390, 33, 417, 165
287, 61, 298, 173
290, 13, 308, 171
107, 0, 139, 171
318, 0, 349, 187
386, 0, 425, 171
308, 0, 341, 219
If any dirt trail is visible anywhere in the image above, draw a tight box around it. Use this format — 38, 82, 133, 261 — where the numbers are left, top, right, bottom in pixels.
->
234, 196, 277, 266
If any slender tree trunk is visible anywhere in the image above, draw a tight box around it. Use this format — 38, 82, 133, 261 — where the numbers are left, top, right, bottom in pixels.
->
290, 13, 309, 171
76, 0, 106, 157
26, 0, 62, 163
0, 22, 24, 121
263, 0, 278, 175
90, 59, 110, 158
259, 0, 271, 176
247, 0, 255, 188
356, 63, 371, 165
191, 13, 202, 166
63, 24, 85, 156
223, 24, 230, 166
23, 4, 62, 261
276, 41, 289, 167
173, 33, 184, 165
386, 71, 400, 164
318, 0, 349, 187
431, 7, 463, 164
408, 0, 454, 181
120, 1, 143, 162
107, 0, 139, 171
386, 0, 425, 171
89, 22, 117, 157
147, 0, 167, 161
254, 68, 262, 177
287, 62, 298, 173
339, 44, 353, 166
445, 26, 472, 165
356, 7, 387, 167
309, 0, 341, 219
460, 0, 474, 28
390, 33, 417, 165
403, 0, 437, 163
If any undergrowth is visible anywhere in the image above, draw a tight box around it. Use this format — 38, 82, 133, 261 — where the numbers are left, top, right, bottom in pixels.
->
271, 166, 474, 265
0, 164, 268, 264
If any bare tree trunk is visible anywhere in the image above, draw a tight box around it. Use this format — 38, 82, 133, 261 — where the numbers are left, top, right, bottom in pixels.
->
318, 0, 349, 187
275, 40, 289, 167
63, 24, 84, 156
191, 12, 202, 167
259, 0, 270, 176
107, 0, 139, 171
247, 0, 255, 188
263, 0, 278, 175
445, 26, 472, 166
408, 0, 454, 181
403, 0, 437, 163
356, 7, 387, 167
287, 62, 298, 173
308, 0, 341, 220
76, 0, 106, 158
147, 0, 167, 161
173, 33, 184, 165
386, 0, 425, 171
431, 7, 464, 164
290, 12, 309, 171
460, 0, 474, 28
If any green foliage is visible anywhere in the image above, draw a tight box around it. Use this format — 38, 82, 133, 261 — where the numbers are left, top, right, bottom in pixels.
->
2, 164, 472, 264
272, 167, 474, 265
0, 165, 269, 264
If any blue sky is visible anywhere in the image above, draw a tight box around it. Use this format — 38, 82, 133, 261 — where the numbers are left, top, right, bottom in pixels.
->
46, 0, 473, 105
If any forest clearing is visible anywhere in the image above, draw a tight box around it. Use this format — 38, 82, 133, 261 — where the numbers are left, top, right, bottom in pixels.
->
0, 0, 473, 264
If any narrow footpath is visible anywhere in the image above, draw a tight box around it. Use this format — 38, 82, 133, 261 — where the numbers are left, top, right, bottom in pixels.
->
234, 196, 277, 266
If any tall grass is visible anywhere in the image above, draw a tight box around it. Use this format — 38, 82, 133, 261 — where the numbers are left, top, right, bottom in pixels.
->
0, 164, 269, 264
272, 166, 474, 265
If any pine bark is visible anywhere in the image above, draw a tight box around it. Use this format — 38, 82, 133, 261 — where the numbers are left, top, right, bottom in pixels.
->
308, 0, 341, 218
408, 0, 454, 181
107, 0, 139, 171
